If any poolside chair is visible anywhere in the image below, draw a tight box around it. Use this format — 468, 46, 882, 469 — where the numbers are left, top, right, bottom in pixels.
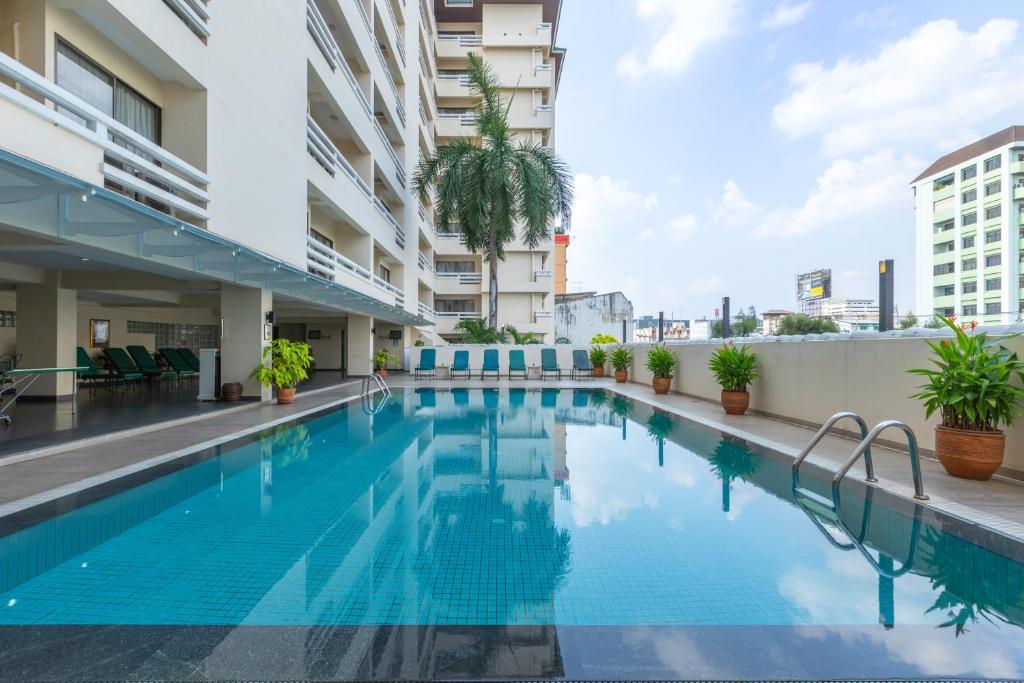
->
176, 348, 202, 372
571, 349, 594, 381
451, 350, 470, 379
540, 348, 561, 380
508, 349, 527, 380
102, 347, 145, 389
414, 348, 436, 380
158, 348, 197, 381
481, 349, 499, 380
0, 352, 21, 390
127, 345, 177, 381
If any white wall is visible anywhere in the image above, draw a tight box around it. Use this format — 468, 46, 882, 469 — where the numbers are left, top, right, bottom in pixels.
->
555, 292, 633, 344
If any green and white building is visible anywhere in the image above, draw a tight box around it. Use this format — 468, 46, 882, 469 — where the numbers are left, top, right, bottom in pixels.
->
913, 126, 1024, 326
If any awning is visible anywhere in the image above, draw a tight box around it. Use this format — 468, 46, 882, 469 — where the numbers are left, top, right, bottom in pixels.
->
0, 149, 431, 327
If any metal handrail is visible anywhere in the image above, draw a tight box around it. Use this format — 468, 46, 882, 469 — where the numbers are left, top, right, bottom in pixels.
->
792, 411, 875, 490
360, 372, 391, 398
834, 419, 928, 501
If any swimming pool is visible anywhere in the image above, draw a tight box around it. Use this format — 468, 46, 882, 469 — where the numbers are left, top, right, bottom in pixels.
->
0, 388, 1022, 680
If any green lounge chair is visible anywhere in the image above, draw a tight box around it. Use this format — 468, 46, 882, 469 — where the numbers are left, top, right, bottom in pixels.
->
508, 349, 527, 380
75, 348, 112, 387
127, 345, 177, 380
415, 348, 436, 380
481, 349, 499, 380
571, 349, 594, 381
451, 350, 470, 379
102, 347, 145, 386
176, 348, 202, 372
541, 348, 561, 380
158, 348, 196, 379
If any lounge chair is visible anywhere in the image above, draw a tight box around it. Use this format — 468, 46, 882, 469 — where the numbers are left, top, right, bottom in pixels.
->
127, 345, 177, 380
158, 348, 197, 380
176, 348, 202, 372
1, 352, 21, 390
481, 349, 499, 380
102, 347, 145, 387
571, 349, 594, 380
451, 350, 470, 379
540, 348, 561, 380
415, 348, 436, 380
508, 349, 527, 380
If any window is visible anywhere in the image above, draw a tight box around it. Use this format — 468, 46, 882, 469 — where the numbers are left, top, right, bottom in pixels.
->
986, 302, 1001, 315
962, 188, 977, 203
935, 285, 955, 297
986, 229, 1001, 243
985, 253, 1002, 267
436, 260, 476, 273
984, 155, 1001, 172
962, 165, 977, 181
933, 173, 954, 190
378, 265, 391, 284
933, 220, 954, 233
962, 305, 977, 316
985, 181, 1001, 197
436, 299, 476, 312
309, 228, 334, 250
933, 241, 954, 254
933, 196, 954, 213
985, 205, 1001, 221
962, 211, 977, 226
962, 235, 975, 249
986, 277, 1001, 291
961, 257, 976, 271
937, 307, 955, 317
962, 280, 977, 294
934, 262, 955, 275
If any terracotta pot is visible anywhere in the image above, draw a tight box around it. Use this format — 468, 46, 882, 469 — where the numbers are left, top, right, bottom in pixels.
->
276, 387, 296, 405
221, 382, 242, 403
721, 390, 750, 416
594, 366, 605, 378
376, 369, 388, 379
935, 425, 1004, 480
614, 369, 628, 383
652, 377, 671, 395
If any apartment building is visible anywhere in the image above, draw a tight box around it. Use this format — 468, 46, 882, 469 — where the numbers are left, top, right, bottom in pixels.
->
0, 0, 564, 399
913, 126, 1024, 326
819, 298, 879, 320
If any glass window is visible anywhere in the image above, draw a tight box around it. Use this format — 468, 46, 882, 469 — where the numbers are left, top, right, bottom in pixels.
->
962, 235, 975, 249
962, 280, 977, 294
436, 260, 477, 273
934, 220, 954, 233
986, 229, 1001, 243
378, 265, 391, 283
984, 155, 1001, 172
962, 165, 977, 180
933, 174, 954, 190
934, 285, 955, 297
986, 277, 1001, 291
934, 262, 955, 275
985, 205, 1001, 220
962, 211, 977, 225
961, 258, 976, 271
962, 304, 977, 316
436, 299, 476, 312
962, 188, 977, 203
986, 302, 1001, 315
985, 253, 1002, 267
985, 181, 1001, 197
938, 307, 955, 317
933, 241, 954, 254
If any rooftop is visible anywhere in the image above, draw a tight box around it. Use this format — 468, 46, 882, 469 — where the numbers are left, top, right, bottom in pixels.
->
912, 125, 1024, 183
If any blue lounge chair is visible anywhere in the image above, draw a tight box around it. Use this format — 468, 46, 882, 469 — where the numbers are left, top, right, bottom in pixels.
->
571, 349, 594, 380
508, 349, 527, 379
415, 348, 436, 380
541, 348, 561, 380
481, 349, 499, 380
451, 350, 470, 379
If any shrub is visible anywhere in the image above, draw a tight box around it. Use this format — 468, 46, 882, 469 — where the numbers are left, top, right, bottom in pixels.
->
373, 348, 400, 371
455, 319, 504, 343
610, 346, 633, 371
250, 339, 313, 389
778, 313, 839, 335
589, 346, 608, 367
708, 341, 759, 392
591, 333, 619, 344
646, 345, 676, 379
909, 316, 1024, 432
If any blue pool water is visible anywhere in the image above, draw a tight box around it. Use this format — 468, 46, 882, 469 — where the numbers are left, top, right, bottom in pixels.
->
0, 389, 1022, 650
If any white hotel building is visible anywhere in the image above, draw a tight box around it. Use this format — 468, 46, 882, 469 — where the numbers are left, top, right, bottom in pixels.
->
0, 0, 563, 399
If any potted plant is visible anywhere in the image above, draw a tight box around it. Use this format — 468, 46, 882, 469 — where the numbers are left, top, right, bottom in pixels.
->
373, 348, 400, 378
909, 316, 1024, 480
589, 346, 608, 378
250, 338, 313, 406
646, 345, 676, 395
708, 340, 759, 415
610, 346, 633, 383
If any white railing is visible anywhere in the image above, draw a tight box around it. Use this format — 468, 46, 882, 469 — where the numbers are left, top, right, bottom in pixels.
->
438, 110, 476, 127
0, 51, 209, 222
164, 0, 210, 38
373, 196, 406, 247
533, 269, 552, 279
537, 22, 552, 33
534, 310, 552, 319
374, 120, 406, 188
354, 0, 372, 36
438, 33, 482, 47
534, 62, 553, 72
436, 231, 466, 243
306, 115, 373, 196
419, 101, 429, 126
306, 234, 374, 283
417, 252, 434, 273
535, 104, 553, 114
379, 0, 407, 66
437, 311, 481, 320
373, 274, 406, 305
307, 0, 343, 69
418, 301, 436, 319
374, 43, 406, 125
436, 272, 482, 285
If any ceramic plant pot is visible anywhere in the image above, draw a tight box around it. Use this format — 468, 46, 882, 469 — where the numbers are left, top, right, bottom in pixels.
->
594, 366, 605, 378
721, 390, 750, 416
652, 377, 671, 395
221, 382, 242, 403
375, 369, 388, 379
277, 387, 297, 405
614, 370, 628, 383
935, 426, 1004, 480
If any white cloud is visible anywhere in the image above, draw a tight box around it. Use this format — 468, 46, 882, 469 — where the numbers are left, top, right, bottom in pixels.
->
843, 6, 898, 30
711, 180, 760, 230
618, 0, 741, 80
761, 1, 813, 30
772, 19, 1024, 157
665, 214, 698, 242
752, 149, 921, 238
686, 275, 726, 295
666, 172, 684, 185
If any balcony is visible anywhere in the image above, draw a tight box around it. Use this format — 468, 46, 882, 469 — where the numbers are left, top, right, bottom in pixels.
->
436, 33, 482, 60
437, 72, 471, 98
437, 111, 477, 138
1014, 184, 1024, 201
163, 0, 210, 38
373, 196, 406, 249
418, 301, 436, 320
1011, 161, 1024, 175
483, 22, 552, 49
436, 271, 482, 295
307, 0, 374, 130
306, 235, 403, 308
534, 310, 553, 321
377, 0, 407, 67
374, 119, 406, 189
374, 42, 406, 126
307, 115, 372, 197
533, 269, 552, 280
417, 251, 435, 274
0, 51, 209, 223
436, 310, 482, 334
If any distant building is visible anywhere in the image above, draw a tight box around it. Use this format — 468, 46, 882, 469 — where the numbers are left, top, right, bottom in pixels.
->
555, 291, 634, 344
835, 319, 880, 333
689, 319, 711, 340
635, 322, 688, 342
761, 309, 792, 335
796, 269, 832, 316
555, 233, 569, 296
820, 298, 879, 320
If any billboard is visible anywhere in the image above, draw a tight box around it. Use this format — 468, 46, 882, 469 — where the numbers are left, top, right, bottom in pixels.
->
796, 269, 831, 302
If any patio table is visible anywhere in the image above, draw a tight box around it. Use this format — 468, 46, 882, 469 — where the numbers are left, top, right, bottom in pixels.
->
0, 366, 87, 425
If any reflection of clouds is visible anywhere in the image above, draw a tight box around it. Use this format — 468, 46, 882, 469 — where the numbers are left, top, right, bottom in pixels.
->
622, 627, 721, 677
722, 484, 764, 522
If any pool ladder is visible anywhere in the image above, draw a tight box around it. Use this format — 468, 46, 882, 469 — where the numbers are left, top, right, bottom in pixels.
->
360, 373, 391, 398
792, 411, 929, 507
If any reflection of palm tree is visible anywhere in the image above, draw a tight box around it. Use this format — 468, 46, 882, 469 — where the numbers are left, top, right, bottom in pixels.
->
609, 395, 632, 441
646, 411, 676, 467
588, 389, 609, 409
272, 424, 311, 468
707, 438, 759, 512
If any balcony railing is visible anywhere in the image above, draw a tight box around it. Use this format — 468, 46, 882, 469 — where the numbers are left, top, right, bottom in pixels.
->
374, 120, 406, 188
0, 51, 209, 223
436, 311, 481, 320
418, 301, 436, 319
373, 196, 406, 247
380, 0, 407, 66
534, 310, 552, 319
438, 73, 471, 86
374, 42, 406, 125
353, 0, 372, 36
307, 234, 373, 283
437, 33, 482, 47
307, 0, 373, 119
306, 115, 373, 196
164, 0, 210, 38
436, 272, 482, 285
438, 111, 477, 127
417, 252, 434, 273
535, 104, 553, 114
373, 274, 405, 306
533, 269, 552, 279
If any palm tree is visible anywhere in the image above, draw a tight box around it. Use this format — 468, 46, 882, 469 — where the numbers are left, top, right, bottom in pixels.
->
503, 324, 541, 344
414, 53, 573, 329
455, 318, 503, 344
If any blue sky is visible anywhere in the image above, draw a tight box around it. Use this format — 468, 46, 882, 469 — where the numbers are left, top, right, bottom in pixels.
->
556, 0, 1024, 319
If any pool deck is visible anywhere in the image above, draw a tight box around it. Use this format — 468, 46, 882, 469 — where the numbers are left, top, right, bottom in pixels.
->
0, 375, 1022, 542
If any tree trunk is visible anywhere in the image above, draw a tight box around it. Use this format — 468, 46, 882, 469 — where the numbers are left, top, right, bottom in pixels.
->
488, 244, 499, 330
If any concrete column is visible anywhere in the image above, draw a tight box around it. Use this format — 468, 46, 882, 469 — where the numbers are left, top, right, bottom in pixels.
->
346, 314, 373, 375
221, 285, 272, 401
16, 272, 77, 397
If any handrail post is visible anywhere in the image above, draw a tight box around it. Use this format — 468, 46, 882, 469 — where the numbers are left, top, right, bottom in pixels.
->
792, 411, 876, 491
832, 420, 928, 502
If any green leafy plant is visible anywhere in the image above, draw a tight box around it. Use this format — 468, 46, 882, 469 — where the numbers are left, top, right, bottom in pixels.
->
909, 316, 1024, 431
708, 341, 760, 392
591, 333, 618, 344
414, 339, 426, 347
504, 324, 541, 344
610, 346, 633, 371
250, 338, 313, 390
455, 318, 504, 344
373, 348, 400, 371
899, 313, 919, 330
778, 313, 839, 335
646, 345, 676, 379
589, 346, 608, 368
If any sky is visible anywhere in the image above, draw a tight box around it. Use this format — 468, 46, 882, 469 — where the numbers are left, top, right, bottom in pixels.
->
555, 0, 1024, 320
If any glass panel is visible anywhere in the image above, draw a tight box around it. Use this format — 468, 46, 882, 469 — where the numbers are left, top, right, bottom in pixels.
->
56, 40, 113, 123
114, 84, 159, 143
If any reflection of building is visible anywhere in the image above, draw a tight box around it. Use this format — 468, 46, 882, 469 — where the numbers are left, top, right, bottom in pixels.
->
760, 309, 791, 335
555, 291, 634, 343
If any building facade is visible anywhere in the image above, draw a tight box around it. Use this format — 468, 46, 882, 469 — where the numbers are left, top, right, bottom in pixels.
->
819, 298, 878, 320
554, 291, 633, 344
0, 0, 565, 400
913, 126, 1024, 326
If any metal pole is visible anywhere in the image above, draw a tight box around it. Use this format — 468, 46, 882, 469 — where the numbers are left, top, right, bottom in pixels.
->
658, 311, 664, 342
721, 297, 731, 338
878, 260, 894, 332
622, 318, 627, 343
